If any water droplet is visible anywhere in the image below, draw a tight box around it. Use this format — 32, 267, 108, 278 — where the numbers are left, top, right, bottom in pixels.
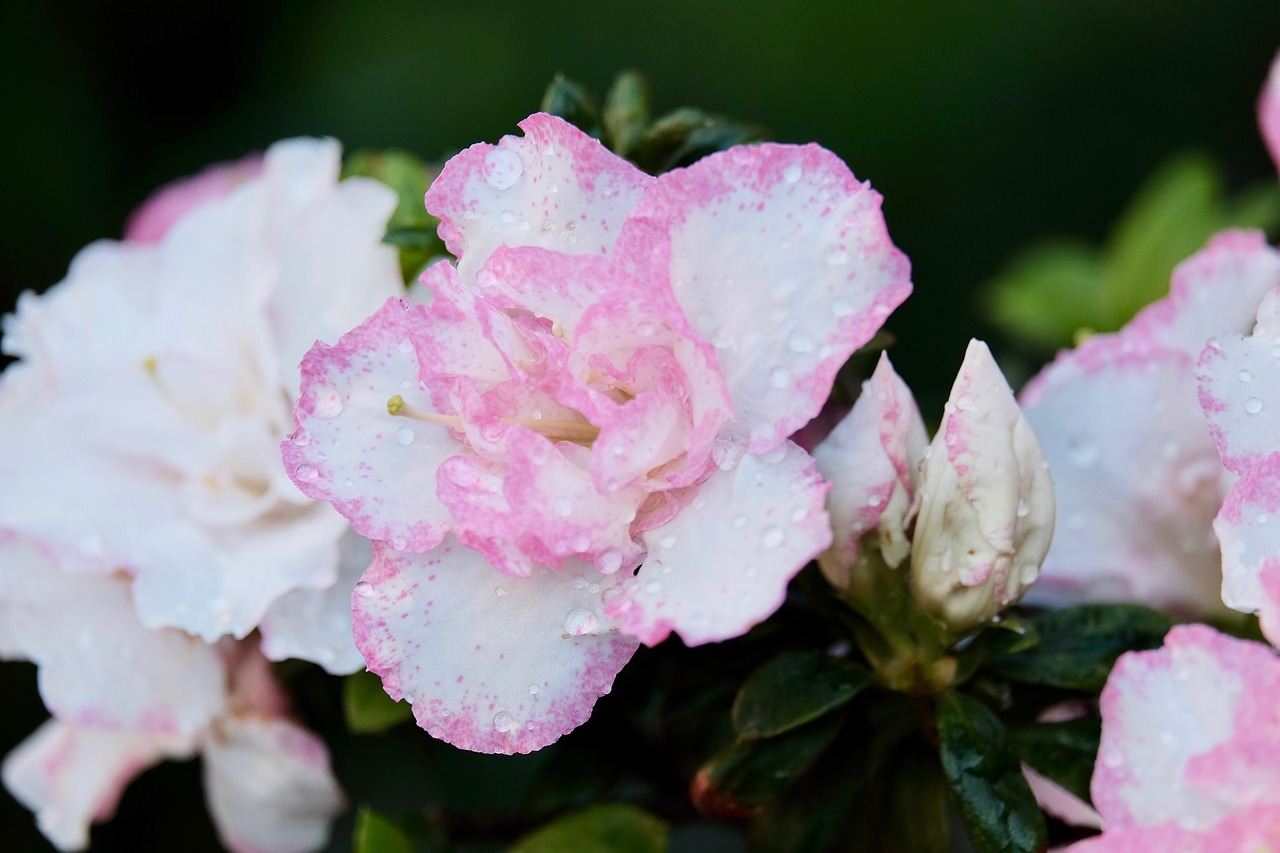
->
1016, 499, 1030, 519
354, 581, 373, 598
787, 330, 814, 353
528, 684, 540, 695
531, 409, 543, 420
769, 366, 791, 388
597, 549, 622, 574
495, 586, 506, 597
1258, 513, 1270, 525
1239, 369, 1253, 382
824, 246, 848, 266
396, 426, 415, 446
289, 429, 312, 447
390, 534, 408, 550
476, 269, 496, 288
1067, 437, 1100, 468
783, 163, 803, 183
733, 514, 748, 529
1019, 563, 1040, 584
1102, 749, 1123, 769
571, 575, 587, 590
660, 534, 678, 549
296, 464, 319, 483
692, 496, 707, 510
307, 384, 344, 418
563, 608, 599, 635
790, 507, 808, 522
499, 209, 515, 223
492, 711, 514, 732
566, 233, 579, 245
397, 338, 413, 354
762, 526, 785, 548
554, 498, 573, 517
483, 148, 523, 190
636, 320, 656, 337
711, 326, 736, 349
867, 494, 883, 507
1246, 396, 1264, 415
645, 579, 662, 594
831, 297, 854, 317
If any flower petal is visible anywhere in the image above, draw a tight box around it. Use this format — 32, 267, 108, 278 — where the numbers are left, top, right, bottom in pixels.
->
2, 719, 192, 851
813, 353, 927, 588
605, 441, 832, 646
353, 538, 639, 754
620, 143, 911, 452
284, 296, 455, 553
1261, 53, 1280, 176
425, 113, 653, 281
1197, 316, 1280, 478
202, 716, 345, 853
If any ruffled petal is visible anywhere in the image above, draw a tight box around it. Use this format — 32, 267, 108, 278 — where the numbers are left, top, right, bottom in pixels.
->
1197, 313, 1280, 477
425, 113, 652, 281
125, 154, 265, 243
605, 442, 832, 646
203, 716, 345, 853
258, 530, 370, 675
353, 538, 639, 754
813, 353, 927, 588
1261, 53, 1280, 176
1022, 334, 1225, 614
1065, 804, 1280, 853
2, 719, 192, 852
619, 143, 911, 452
1092, 625, 1280, 834
284, 297, 455, 553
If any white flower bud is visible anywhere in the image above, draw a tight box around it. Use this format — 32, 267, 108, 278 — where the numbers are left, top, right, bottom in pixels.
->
909, 340, 1054, 634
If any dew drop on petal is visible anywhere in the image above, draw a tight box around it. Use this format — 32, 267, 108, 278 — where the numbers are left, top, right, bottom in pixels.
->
1246, 396, 1264, 415
596, 548, 623, 574
783, 163, 803, 183
296, 464, 319, 484
563, 608, 599, 635
554, 498, 573, 517
396, 426, 415, 446
495, 586, 506, 597
1258, 513, 1270, 525
483, 148, 523, 190
787, 330, 814, 353
571, 575, 587, 590
354, 581, 373, 598
389, 534, 408, 550
1067, 437, 1100, 468
824, 246, 848, 266
733, 514, 748, 529
769, 367, 791, 388
528, 684, 539, 695
711, 326, 736, 349
831, 298, 854, 318
492, 711, 514, 733
1239, 369, 1253, 382
1019, 563, 1039, 584
307, 384, 343, 419
645, 579, 662, 594
499, 209, 515, 224
790, 507, 808, 522
660, 534, 678, 549
1016, 499, 1029, 519
762, 526, 785, 548
289, 429, 312, 447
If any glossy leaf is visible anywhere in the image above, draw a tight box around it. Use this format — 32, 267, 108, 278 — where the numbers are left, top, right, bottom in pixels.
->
353, 806, 415, 853
731, 650, 871, 740
508, 804, 667, 853
602, 71, 651, 158
937, 692, 1047, 853
540, 74, 602, 138
985, 604, 1175, 692
634, 108, 767, 173
344, 669, 414, 734
1010, 715, 1101, 805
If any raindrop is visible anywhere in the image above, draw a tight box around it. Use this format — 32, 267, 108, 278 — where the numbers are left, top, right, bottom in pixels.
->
528, 684, 540, 695
692, 496, 707, 510
389, 534, 408, 550
645, 579, 662, 594
769, 366, 791, 388
563, 608, 599, 635
1258, 513, 1270, 525
483, 148, 523, 190
354, 581, 373, 598
711, 326, 736, 349
476, 269, 496, 288
831, 298, 854, 317
1019, 564, 1039, 584
824, 246, 848, 266
1067, 437, 1100, 468
1239, 369, 1253, 382
531, 409, 543, 420
790, 507, 808, 522
732, 514, 748, 529
636, 320, 656, 337
1246, 396, 1264, 415
495, 587, 506, 597
783, 164, 803, 183
588, 582, 600, 593
554, 498, 573, 517
660, 534, 678, 549
499, 209, 515, 224
867, 494, 883, 507
296, 464, 320, 484
397, 338, 413, 354
289, 429, 312, 447
787, 330, 814, 353
396, 426, 415, 446
492, 711, 515, 733
1016, 499, 1030, 519
762, 526, 785, 548
307, 384, 344, 418
572, 575, 587, 590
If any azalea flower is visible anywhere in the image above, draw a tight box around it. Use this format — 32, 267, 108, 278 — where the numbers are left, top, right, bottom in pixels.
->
284, 113, 913, 753
1061, 624, 1280, 852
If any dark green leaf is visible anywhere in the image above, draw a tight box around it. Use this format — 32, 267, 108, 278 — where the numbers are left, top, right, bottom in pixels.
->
508, 804, 667, 853
886, 746, 952, 853
937, 692, 1047, 853
344, 669, 414, 734
540, 74, 602, 137
1010, 715, 1101, 805
342, 148, 444, 282
693, 716, 843, 815
986, 604, 1175, 692
732, 650, 870, 740
635, 108, 767, 174
602, 71, 651, 158
981, 239, 1104, 350
353, 806, 415, 853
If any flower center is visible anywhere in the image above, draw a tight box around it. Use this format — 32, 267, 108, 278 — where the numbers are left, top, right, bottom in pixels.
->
386, 395, 600, 443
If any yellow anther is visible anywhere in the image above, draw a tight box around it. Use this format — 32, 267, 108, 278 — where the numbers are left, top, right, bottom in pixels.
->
387, 394, 405, 416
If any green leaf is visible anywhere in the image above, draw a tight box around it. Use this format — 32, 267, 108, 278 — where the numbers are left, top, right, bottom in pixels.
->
602, 71, 651, 158
344, 669, 414, 734
693, 716, 843, 815
982, 240, 1104, 349
540, 74, 602, 137
886, 745, 952, 853
508, 804, 667, 853
634, 108, 767, 174
986, 604, 1175, 692
343, 149, 436, 232
937, 693, 1047, 853
1010, 715, 1101, 805
731, 650, 871, 740
353, 806, 416, 853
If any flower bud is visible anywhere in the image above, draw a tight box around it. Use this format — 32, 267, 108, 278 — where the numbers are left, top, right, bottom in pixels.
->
909, 340, 1054, 634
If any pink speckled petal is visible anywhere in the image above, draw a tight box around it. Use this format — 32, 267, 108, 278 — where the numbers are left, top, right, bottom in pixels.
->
0, 537, 225, 737
1022, 334, 1225, 615
606, 441, 832, 646
1022, 765, 1102, 831
813, 353, 927, 588
2, 719, 193, 851
1127, 230, 1280, 357
1064, 803, 1280, 853
1213, 454, 1280, 632
1261, 53, 1280, 176
284, 297, 456, 553
620, 143, 912, 452
425, 113, 652, 281
203, 716, 345, 853
1092, 625, 1280, 834
258, 530, 371, 675
1197, 328, 1280, 477
353, 538, 639, 754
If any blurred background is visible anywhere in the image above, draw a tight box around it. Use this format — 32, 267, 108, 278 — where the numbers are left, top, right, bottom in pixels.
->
0, 1, 1277, 849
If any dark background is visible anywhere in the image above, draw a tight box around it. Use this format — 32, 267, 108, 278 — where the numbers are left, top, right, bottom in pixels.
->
0, 1, 1277, 849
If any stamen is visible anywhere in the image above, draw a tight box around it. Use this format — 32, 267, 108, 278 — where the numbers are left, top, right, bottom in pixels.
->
143, 356, 215, 430
386, 395, 599, 442
386, 395, 463, 428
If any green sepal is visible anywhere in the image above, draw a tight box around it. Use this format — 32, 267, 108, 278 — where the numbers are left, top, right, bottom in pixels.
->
985, 604, 1175, 692
540, 74, 603, 138
344, 669, 414, 734
731, 650, 871, 740
507, 804, 668, 853
1010, 715, 1101, 805
353, 806, 416, 853
937, 693, 1048, 853
602, 71, 651, 159
633, 108, 767, 174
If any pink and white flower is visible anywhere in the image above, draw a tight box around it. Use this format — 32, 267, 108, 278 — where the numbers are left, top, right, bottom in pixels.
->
284, 113, 913, 753
1062, 624, 1280, 852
